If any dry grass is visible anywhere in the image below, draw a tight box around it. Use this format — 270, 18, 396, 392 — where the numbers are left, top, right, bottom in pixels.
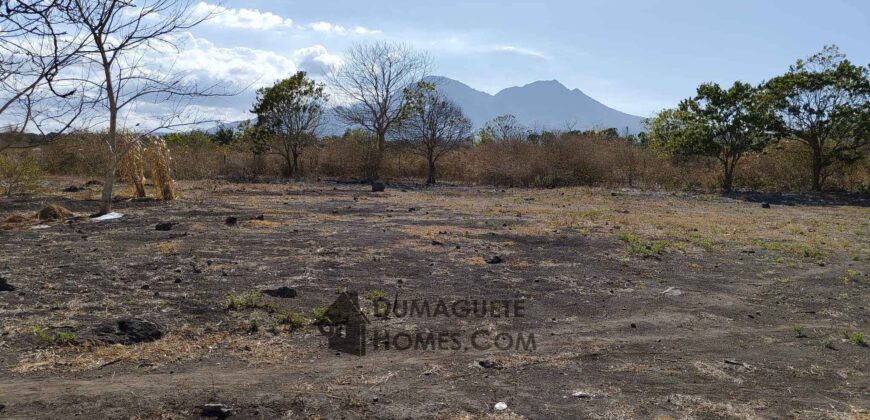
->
13, 325, 312, 373
153, 241, 180, 254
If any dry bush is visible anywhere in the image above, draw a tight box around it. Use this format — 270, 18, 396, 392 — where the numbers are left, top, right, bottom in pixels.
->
166, 138, 225, 180
38, 132, 111, 177
316, 135, 380, 180
30, 129, 868, 193
0, 151, 43, 196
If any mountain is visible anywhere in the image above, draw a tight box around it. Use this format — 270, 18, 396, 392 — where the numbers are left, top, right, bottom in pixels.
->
427, 76, 645, 134
207, 77, 646, 135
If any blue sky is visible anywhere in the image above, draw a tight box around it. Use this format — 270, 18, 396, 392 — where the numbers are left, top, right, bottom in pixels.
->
181, 0, 869, 120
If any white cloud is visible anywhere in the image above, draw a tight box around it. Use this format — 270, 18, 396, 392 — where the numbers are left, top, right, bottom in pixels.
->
169, 33, 297, 87
293, 45, 342, 76
493, 45, 549, 59
308, 21, 381, 36
194, 2, 293, 30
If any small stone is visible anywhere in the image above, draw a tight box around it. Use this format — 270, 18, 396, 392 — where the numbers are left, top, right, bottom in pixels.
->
262, 286, 297, 299
761, 202, 771, 209
225, 217, 238, 226
431, 240, 443, 246
0, 278, 15, 292
485, 255, 504, 264
155, 222, 174, 231
371, 181, 386, 192
254, 215, 264, 221
572, 391, 592, 398
201, 403, 231, 418
494, 402, 508, 411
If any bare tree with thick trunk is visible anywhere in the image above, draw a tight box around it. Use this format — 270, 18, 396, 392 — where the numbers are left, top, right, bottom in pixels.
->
60, 0, 222, 214
330, 41, 431, 180
401, 81, 471, 185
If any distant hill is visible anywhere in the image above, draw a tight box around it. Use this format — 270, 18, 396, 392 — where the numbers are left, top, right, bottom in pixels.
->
428, 76, 645, 134
208, 77, 646, 135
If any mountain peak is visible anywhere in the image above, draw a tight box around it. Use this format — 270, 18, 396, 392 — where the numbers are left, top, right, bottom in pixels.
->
427, 76, 643, 134
523, 80, 568, 89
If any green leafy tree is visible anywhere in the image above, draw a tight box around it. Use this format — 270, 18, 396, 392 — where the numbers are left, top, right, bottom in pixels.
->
649, 82, 771, 192
763, 45, 870, 191
212, 126, 237, 146
251, 71, 327, 178
401, 82, 472, 185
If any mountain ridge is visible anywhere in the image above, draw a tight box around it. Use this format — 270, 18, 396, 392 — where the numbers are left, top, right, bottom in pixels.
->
207, 77, 645, 135
427, 76, 644, 134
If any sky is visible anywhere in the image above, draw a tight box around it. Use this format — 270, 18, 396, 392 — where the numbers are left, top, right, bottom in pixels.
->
10, 0, 866, 130
179, 0, 869, 122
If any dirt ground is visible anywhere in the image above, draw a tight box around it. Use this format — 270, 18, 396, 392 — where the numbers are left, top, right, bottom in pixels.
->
1, 179, 868, 419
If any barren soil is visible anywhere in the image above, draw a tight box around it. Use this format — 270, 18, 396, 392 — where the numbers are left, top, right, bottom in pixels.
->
1, 180, 868, 419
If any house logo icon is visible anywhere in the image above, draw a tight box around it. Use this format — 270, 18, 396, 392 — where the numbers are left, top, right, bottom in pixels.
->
317, 291, 370, 356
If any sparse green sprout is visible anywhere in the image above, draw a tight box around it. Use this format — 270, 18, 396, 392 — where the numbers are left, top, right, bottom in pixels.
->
248, 319, 261, 333
848, 332, 866, 347
311, 307, 332, 325
842, 269, 859, 286
225, 291, 263, 310
822, 337, 836, 350
33, 325, 76, 346
277, 311, 308, 329
363, 289, 387, 302
618, 232, 669, 258
792, 325, 807, 338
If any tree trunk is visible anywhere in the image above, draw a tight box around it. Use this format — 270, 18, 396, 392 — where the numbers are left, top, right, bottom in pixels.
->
282, 154, 293, 178
721, 160, 734, 193
291, 151, 300, 179
811, 148, 823, 192
100, 160, 116, 214
372, 131, 386, 181
426, 155, 436, 185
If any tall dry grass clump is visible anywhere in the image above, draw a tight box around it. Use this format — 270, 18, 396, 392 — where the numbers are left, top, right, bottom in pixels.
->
117, 132, 147, 198
146, 138, 175, 201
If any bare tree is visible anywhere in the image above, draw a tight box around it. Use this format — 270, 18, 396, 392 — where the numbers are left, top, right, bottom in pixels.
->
61, 0, 222, 213
401, 81, 471, 185
330, 41, 431, 180
0, 0, 87, 147
480, 114, 528, 143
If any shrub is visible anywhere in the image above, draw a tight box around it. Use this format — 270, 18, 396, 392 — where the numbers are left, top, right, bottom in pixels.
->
0, 152, 43, 196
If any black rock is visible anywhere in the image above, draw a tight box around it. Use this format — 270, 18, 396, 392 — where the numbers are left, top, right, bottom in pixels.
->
431, 240, 443, 246
371, 181, 386, 192
761, 202, 771, 209
478, 359, 503, 369
63, 185, 83, 192
225, 217, 238, 226
201, 403, 232, 419
408, 207, 416, 212
0, 278, 14, 292
155, 222, 175, 231
89, 318, 165, 345
262, 286, 297, 299
254, 215, 265, 221
485, 255, 504, 264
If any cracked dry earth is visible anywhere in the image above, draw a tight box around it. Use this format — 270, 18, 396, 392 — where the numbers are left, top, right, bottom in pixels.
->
0, 180, 868, 419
